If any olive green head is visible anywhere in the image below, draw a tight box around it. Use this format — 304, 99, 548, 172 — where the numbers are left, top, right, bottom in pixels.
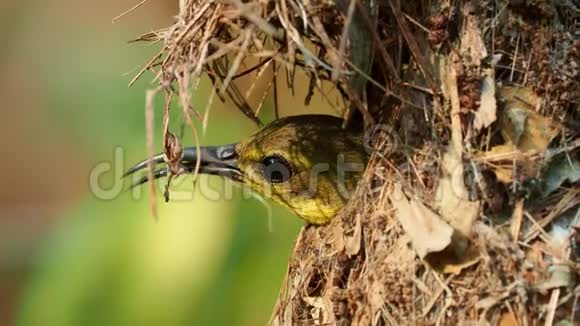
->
126, 115, 368, 224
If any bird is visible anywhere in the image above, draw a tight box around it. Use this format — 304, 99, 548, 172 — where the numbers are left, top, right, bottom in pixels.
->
125, 115, 369, 224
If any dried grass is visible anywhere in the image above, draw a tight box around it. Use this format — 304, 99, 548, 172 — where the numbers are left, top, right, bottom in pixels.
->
130, 0, 580, 324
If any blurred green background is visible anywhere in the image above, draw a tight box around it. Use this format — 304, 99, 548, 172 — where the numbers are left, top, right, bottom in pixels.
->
0, 1, 341, 325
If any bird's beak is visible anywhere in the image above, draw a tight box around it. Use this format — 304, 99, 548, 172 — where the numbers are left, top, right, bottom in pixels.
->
123, 143, 241, 188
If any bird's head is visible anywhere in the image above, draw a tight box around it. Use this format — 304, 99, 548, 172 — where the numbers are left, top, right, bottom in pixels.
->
125, 115, 368, 224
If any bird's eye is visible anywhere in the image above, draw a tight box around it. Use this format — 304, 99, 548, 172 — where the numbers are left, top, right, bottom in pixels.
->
261, 155, 292, 183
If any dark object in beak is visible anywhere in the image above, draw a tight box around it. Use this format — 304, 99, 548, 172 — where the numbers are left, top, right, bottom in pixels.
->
124, 143, 241, 188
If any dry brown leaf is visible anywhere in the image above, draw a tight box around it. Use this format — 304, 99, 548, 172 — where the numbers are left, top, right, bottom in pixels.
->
332, 223, 345, 253
344, 213, 362, 257
493, 168, 514, 184
390, 184, 454, 259
477, 143, 541, 184
499, 86, 561, 152
424, 235, 482, 274
474, 74, 497, 130
434, 148, 481, 238
534, 264, 574, 293
439, 244, 481, 275
499, 311, 519, 326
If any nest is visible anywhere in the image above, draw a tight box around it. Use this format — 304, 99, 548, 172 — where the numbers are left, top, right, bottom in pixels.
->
131, 0, 580, 324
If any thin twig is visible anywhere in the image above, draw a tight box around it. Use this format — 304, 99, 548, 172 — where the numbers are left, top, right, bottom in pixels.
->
112, 0, 149, 23
145, 87, 162, 220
